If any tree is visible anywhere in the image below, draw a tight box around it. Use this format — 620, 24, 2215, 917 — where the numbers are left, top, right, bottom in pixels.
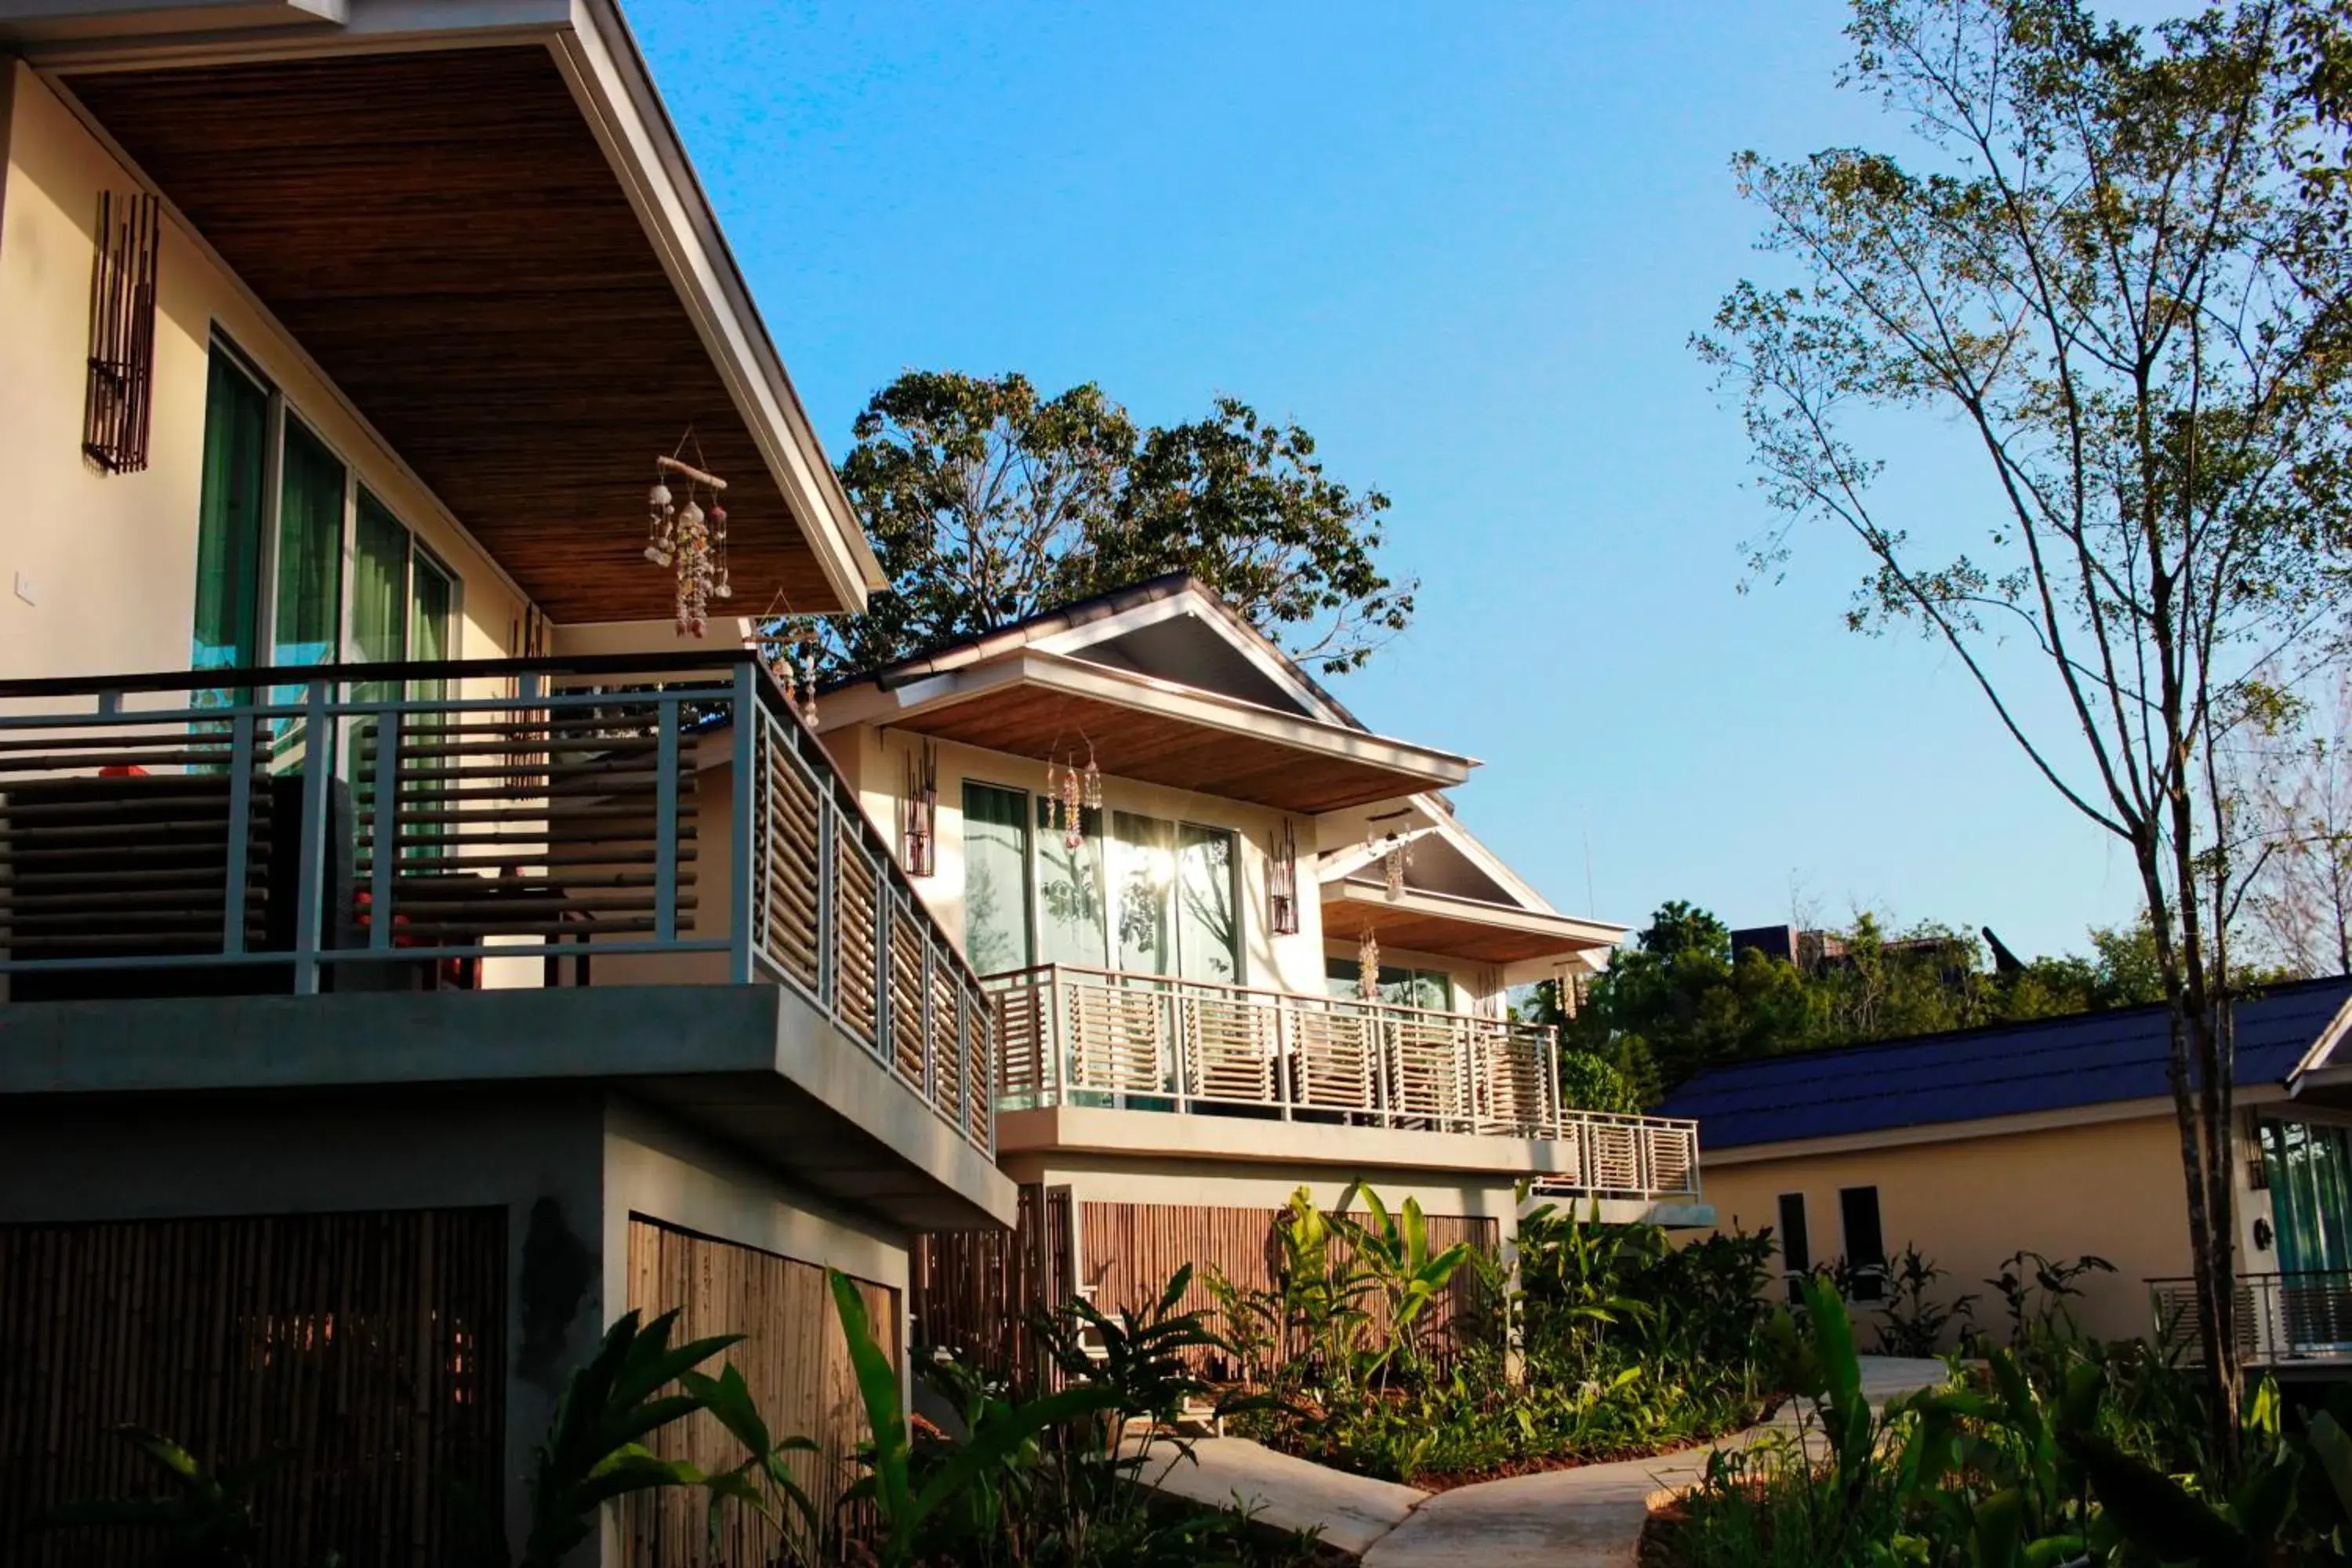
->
797, 370, 1414, 677
1693, 0, 2352, 1456
2241, 677, 2352, 972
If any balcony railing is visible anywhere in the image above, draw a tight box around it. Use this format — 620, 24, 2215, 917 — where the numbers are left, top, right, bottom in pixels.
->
0, 652, 993, 1156
985, 964, 1700, 1199
2151, 1270, 2352, 1365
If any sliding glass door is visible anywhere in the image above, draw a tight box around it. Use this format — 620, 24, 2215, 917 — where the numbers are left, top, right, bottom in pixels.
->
192, 347, 269, 686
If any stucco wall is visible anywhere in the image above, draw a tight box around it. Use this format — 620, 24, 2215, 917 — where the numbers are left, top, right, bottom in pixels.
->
1694, 1113, 2195, 1344
0, 64, 526, 683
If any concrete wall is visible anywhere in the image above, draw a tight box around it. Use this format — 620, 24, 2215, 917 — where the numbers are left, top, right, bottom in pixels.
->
0, 64, 527, 683
1693, 1113, 2197, 1344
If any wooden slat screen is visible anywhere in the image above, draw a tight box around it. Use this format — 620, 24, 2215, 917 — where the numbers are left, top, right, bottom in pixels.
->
963, 993, 993, 1145
887, 908, 925, 1087
832, 826, 877, 1043
359, 703, 698, 944
619, 1218, 897, 1566
759, 721, 821, 991
0, 1208, 506, 1568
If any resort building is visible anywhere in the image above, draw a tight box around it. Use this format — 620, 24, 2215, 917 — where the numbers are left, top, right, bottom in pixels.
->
1661, 977, 2352, 1363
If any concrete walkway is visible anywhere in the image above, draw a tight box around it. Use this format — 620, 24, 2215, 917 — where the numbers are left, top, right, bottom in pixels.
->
1148, 1356, 1950, 1566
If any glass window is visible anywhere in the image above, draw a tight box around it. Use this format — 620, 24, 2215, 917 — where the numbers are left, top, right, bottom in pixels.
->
2262, 1118, 2352, 1274
1324, 957, 1453, 1010
1839, 1186, 1886, 1302
272, 416, 345, 671
192, 347, 269, 677
1112, 811, 1177, 977
1033, 799, 1108, 970
961, 783, 1033, 976
1777, 1192, 1810, 1302
350, 488, 409, 668
1175, 822, 1240, 982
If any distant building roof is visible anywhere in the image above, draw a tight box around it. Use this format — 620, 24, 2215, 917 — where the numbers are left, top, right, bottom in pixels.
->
1656, 976, 2352, 1152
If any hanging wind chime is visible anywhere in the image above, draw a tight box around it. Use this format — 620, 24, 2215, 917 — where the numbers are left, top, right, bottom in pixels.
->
1266, 820, 1301, 936
903, 740, 939, 878
1357, 927, 1381, 1002
1044, 739, 1102, 851
644, 442, 732, 637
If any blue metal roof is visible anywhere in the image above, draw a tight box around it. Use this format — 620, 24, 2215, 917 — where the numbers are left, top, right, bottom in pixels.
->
1654, 977, 2352, 1152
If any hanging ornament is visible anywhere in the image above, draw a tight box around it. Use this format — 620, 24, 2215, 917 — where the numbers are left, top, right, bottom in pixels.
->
1266, 820, 1300, 936
645, 445, 728, 638
1357, 927, 1381, 1003
1385, 835, 1410, 902
1081, 741, 1103, 812
797, 633, 819, 725
1059, 754, 1085, 850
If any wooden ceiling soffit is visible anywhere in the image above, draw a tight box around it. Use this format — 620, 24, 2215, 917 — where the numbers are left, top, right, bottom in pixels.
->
1320, 890, 1608, 965
67, 47, 845, 622
890, 684, 1458, 814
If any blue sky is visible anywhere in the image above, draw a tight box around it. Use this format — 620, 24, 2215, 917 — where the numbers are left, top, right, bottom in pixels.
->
629, 0, 2153, 959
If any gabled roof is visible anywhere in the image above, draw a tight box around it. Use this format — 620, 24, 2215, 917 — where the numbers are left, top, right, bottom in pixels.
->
1657, 976, 2352, 1153
817, 575, 1475, 814
824, 572, 1364, 726
9, 0, 885, 621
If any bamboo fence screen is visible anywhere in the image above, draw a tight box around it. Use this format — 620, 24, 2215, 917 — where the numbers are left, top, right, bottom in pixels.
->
619, 1218, 898, 1566
0, 1207, 506, 1568
909, 1193, 1497, 1385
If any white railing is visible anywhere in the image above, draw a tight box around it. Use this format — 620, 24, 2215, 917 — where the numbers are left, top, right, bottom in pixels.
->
985, 964, 1699, 1199
2151, 1271, 2352, 1366
0, 652, 993, 1156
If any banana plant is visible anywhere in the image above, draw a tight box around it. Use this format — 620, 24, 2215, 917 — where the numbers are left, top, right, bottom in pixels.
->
679, 1360, 822, 1568
509, 1308, 747, 1568
38, 1426, 318, 1568
830, 1269, 1121, 1568
1333, 1184, 1475, 1383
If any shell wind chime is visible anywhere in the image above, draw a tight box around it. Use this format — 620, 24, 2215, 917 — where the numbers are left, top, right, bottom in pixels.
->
1357, 927, 1381, 1002
1044, 741, 1101, 851
644, 448, 732, 637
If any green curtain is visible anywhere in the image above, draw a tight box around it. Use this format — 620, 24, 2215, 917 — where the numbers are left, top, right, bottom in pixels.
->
350, 488, 409, 670
274, 418, 344, 670
2263, 1119, 2352, 1274
961, 783, 1033, 976
193, 350, 268, 676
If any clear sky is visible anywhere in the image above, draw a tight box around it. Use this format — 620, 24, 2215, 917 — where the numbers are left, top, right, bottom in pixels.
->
627, 0, 2155, 960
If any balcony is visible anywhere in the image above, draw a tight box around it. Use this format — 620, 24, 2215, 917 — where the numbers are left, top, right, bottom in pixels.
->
0, 652, 993, 1165
2151, 1271, 2352, 1368
985, 964, 1700, 1201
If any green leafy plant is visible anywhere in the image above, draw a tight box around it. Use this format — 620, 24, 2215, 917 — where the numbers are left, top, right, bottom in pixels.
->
505, 1308, 749, 1568
38, 1426, 318, 1568
677, 1360, 823, 1567
1331, 1184, 1475, 1384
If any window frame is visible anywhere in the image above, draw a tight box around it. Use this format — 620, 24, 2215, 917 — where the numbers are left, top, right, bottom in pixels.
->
1838, 1185, 1887, 1304
1777, 1192, 1810, 1303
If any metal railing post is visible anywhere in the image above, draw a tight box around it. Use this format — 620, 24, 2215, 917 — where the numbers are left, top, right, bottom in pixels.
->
221, 708, 256, 956
872, 883, 892, 1061
291, 679, 331, 996
654, 696, 680, 943
815, 791, 837, 1014
1170, 989, 1189, 1112
728, 666, 755, 983
368, 707, 400, 952
1275, 1006, 1294, 1120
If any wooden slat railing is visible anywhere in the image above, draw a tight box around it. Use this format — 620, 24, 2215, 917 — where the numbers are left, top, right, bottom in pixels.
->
0, 652, 993, 1156
985, 964, 1698, 1200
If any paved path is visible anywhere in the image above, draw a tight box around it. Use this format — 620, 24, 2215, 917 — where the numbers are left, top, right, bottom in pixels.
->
1145, 1356, 1950, 1566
